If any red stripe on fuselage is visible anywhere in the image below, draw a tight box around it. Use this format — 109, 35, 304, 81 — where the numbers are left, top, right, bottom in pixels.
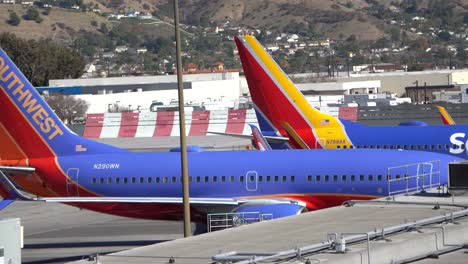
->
236, 40, 320, 149
242, 193, 379, 211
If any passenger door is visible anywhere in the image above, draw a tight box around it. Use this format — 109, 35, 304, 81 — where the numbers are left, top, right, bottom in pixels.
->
245, 171, 258, 191
66, 168, 80, 197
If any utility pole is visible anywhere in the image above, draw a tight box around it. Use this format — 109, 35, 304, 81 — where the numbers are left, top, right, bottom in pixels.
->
173, 0, 191, 237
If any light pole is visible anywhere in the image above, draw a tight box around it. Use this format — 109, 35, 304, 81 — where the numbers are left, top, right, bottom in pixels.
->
173, 0, 191, 237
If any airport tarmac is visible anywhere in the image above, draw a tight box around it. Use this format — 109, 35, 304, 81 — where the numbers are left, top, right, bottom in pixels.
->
0, 201, 185, 264
67, 192, 468, 264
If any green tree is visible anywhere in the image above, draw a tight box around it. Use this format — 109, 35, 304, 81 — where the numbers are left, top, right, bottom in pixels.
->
400, 0, 418, 14
390, 27, 400, 43
23, 7, 40, 21
99, 23, 108, 34
44, 94, 88, 123
108, 0, 123, 8
7, 11, 21, 26
410, 38, 429, 52
57, 0, 83, 8
372, 37, 389, 49
437, 31, 451, 41
0, 33, 85, 86
456, 44, 466, 66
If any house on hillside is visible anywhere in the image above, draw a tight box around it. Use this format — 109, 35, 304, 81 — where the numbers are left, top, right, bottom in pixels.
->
185, 63, 197, 73
212, 61, 224, 71
266, 44, 279, 52
115, 46, 128, 53
21, 0, 34, 5
137, 48, 147, 54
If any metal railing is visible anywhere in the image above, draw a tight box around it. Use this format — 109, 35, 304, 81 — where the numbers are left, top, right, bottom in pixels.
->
212, 208, 468, 264
207, 212, 273, 232
387, 160, 441, 197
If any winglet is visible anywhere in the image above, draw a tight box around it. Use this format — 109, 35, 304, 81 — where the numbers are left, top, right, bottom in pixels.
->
249, 124, 272, 151
436, 105, 455, 125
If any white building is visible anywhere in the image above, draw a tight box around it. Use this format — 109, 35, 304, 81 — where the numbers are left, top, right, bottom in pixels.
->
115, 46, 128, 53
50, 72, 245, 113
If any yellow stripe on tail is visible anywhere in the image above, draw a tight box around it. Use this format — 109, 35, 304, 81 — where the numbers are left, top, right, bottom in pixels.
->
436, 105, 455, 125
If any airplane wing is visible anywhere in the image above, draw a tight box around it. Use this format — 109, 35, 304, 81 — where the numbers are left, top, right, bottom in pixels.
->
206, 131, 289, 143
206, 131, 290, 144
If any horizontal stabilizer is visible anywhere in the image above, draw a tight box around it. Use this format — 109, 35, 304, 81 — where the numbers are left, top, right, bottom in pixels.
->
206, 131, 289, 143
0, 166, 36, 175
0, 199, 14, 210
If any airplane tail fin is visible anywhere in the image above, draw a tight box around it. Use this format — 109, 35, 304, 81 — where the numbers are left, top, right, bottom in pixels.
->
0, 48, 125, 160
249, 124, 272, 151
436, 105, 455, 125
235, 36, 353, 149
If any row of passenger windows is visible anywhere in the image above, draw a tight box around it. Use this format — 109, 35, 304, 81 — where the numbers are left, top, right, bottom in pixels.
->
309, 174, 383, 182
91, 174, 404, 185
336, 144, 461, 150
91, 175, 294, 184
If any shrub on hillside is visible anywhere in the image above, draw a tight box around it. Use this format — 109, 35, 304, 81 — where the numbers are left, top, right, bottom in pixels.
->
7, 11, 21, 26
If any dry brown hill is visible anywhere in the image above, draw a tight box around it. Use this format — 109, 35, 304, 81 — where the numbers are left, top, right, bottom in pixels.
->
0, 0, 466, 45
0, 5, 106, 43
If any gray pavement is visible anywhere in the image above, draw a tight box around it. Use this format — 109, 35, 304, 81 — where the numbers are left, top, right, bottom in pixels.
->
68, 192, 468, 264
0, 201, 184, 264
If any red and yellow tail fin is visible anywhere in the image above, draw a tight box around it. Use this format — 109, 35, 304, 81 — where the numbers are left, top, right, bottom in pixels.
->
235, 35, 353, 149
436, 105, 455, 125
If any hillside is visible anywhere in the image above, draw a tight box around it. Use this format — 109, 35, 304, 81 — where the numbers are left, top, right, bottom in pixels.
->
0, 0, 465, 77
1, 0, 466, 45
0, 5, 106, 43
179, 0, 382, 40
174, 0, 467, 41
